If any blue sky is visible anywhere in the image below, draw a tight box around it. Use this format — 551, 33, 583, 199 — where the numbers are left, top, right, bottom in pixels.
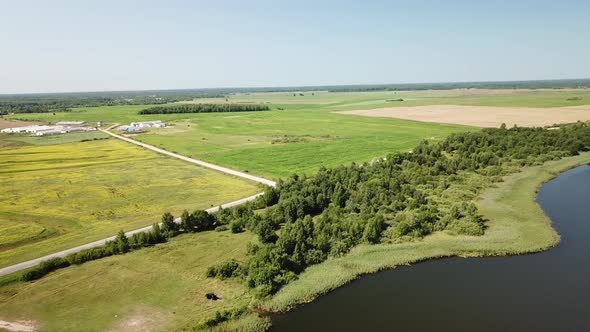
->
1, 0, 589, 93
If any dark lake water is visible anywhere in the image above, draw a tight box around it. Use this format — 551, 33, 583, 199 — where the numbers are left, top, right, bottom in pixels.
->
271, 165, 590, 332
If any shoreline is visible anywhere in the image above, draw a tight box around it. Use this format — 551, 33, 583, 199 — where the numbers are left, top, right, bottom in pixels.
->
211, 152, 590, 331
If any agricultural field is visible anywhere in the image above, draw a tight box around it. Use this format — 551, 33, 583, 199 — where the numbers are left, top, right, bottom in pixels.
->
9, 89, 590, 179
337, 104, 590, 128
2, 88, 590, 331
0, 231, 260, 332
0, 137, 261, 267
0, 131, 109, 148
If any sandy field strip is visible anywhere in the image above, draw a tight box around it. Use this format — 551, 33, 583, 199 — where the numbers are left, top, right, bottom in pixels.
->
0, 119, 46, 129
335, 105, 590, 128
0, 320, 35, 332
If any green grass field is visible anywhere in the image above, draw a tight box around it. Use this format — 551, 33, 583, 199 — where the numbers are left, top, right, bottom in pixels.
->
0, 131, 109, 149
0, 231, 259, 332
9, 89, 590, 179
2, 152, 587, 332
136, 111, 469, 179
0, 138, 261, 268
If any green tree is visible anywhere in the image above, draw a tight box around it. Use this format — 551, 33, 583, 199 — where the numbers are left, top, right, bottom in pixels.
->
161, 212, 178, 236
115, 230, 130, 253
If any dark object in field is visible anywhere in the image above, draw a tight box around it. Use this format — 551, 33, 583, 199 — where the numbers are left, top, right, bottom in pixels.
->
205, 293, 220, 300
386, 98, 404, 102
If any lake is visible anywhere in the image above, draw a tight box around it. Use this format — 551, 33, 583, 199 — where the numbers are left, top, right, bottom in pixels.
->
271, 165, 590, 331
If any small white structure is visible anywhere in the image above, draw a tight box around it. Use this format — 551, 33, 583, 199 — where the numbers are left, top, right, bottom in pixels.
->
117, 125, 141, 133
56, 121, 86, 126
130, 120, 165, 128
1, 125, 52, 134
35, 128, 64, 136
2, 124, 94, 136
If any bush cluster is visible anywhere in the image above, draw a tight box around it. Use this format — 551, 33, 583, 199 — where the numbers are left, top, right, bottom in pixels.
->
207, 123, 590, 297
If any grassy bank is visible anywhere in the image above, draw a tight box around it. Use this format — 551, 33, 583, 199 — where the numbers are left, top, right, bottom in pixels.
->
257, 151, 590, 316
0, 138, 260, 267
0, 231, 258, 332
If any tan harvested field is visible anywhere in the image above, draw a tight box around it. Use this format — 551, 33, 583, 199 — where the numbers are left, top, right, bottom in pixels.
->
336, 104, 590, 128
0, 118, 45, 129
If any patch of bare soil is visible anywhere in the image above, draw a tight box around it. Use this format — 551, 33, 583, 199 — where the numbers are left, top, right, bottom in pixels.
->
335, 105, 590, 128
0, 319, 35, 332
0, 119, 46, 129
108, 306, 171, 332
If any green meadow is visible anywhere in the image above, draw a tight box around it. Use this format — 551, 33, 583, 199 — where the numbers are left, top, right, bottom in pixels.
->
0, 137, 261, 267
2, 152, 587, 332
0, 230, 262, 332
1, 89, 590, 331
9, 89, 590, 178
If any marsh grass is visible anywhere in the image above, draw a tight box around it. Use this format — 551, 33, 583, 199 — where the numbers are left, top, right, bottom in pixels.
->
259, 152, 590, 313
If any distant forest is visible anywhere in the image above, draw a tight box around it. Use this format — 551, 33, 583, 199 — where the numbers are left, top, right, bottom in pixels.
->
0, 92, 223, 115
2, 78, 589, 115
138, 104, 270, 115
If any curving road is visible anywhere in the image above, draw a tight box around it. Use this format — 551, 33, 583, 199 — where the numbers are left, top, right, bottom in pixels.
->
0, 127, 276, 277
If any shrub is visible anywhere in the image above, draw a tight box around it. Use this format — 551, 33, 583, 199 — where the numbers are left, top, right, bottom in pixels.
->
229, 220, 244, 233
206, 260, 242, 280
197, 308, 246, 329
215, 225, 228, 232
447, 217, 485, 236
21, 257, 71, 281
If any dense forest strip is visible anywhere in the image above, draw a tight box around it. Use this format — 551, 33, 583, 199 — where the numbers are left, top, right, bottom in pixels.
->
137, 103, 270, 114
259, 152, 590, 317
201, 123, 590, 301
0, 92, 224, 115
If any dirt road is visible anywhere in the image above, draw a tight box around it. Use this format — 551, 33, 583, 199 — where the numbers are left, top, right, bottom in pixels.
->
99, 128, 276, 187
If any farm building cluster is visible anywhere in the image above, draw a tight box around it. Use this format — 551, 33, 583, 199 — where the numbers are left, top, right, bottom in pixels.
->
0, 121, 94, 136
118, 120, 166, 133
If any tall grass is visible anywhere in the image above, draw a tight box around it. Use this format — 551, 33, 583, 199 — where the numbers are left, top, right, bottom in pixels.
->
259, 152, 590, 313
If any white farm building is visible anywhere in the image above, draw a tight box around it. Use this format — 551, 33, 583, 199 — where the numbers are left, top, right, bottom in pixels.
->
56, 121, 86, 126
1, 125, 52, 134
130, 121, 166, 128
1, 123, 94, 136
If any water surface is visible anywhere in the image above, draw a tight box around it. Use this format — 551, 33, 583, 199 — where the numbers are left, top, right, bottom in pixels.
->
272, 166, 590, 331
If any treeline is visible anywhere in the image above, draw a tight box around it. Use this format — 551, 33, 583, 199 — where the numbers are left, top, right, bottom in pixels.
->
138, 103, 270, 115
326, 79, 590, 92
206, 123, 590, 297
20, 209, 217, 281
0, 97, 171, 115
0, 93, 224, 115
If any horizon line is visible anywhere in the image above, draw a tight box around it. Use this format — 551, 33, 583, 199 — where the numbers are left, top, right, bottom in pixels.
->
2, 77, 590, 97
